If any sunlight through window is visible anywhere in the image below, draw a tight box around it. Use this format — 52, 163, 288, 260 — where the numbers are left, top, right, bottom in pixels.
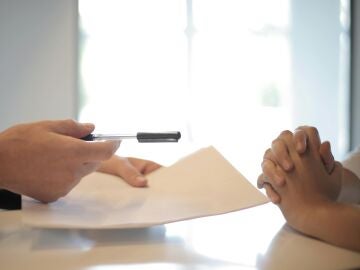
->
78, 0, 348, 184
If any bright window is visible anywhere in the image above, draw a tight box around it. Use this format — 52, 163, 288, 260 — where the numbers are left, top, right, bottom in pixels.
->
78, 0, 349, 183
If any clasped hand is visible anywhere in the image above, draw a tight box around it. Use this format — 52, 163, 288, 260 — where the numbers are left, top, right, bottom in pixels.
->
257, 126, 343, 230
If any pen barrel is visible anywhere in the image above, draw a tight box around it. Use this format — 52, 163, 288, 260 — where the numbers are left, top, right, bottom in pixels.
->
80, 132, 181, 142
137, 132, 181, 143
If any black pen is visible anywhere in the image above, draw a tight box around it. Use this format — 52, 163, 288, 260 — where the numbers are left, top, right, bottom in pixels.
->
81, 131, 181, 143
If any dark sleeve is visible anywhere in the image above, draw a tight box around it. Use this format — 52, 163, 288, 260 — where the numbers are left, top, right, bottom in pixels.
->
0, 189, 21, 210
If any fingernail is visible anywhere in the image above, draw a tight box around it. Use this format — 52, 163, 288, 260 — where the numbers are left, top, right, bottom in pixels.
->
135, 176, 148, 186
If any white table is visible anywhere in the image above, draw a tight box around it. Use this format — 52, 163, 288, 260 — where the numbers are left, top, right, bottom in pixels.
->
0, 203, 359, 270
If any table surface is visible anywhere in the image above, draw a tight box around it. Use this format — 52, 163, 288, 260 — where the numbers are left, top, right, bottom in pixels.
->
1, 203, 360, 270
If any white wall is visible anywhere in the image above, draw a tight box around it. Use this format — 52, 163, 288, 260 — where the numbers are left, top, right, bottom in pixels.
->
0, 0, 351, 160
0, 0, 78, 131
290, 0, 350, 158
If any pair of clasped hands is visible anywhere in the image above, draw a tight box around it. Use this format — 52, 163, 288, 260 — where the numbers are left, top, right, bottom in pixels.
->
258, 126, 360, 252
258, 126, 341, 223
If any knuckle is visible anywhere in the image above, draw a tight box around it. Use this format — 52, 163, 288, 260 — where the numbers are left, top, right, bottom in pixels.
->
307, 126, 319, 136
271, 139, 287, 156
296, 125, 308, 131
64, 119, 78, 128
271, 138, 282, 148
263, 148, 272, 159
279, 130, 293, 138
294, 128, 306, 137
261, 159, 268, 170
261, 159, 273, 172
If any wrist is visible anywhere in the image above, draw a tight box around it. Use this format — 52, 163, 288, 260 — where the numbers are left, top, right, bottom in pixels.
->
292, 200, 337, 237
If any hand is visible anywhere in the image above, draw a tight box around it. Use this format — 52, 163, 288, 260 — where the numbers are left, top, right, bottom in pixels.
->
97, 155, 161, 187
0, 120, 120, 203
265, 127, 335, 175
258, 127, 335, 203
262, 130, 343, 232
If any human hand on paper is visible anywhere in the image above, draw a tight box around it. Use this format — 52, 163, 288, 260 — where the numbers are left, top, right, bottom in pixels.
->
257, 126, 336, 203
97, 155, 161, 187
0, 120, 120, 203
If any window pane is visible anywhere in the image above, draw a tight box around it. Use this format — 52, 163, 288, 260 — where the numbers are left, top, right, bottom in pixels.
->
78, 0, 349, 183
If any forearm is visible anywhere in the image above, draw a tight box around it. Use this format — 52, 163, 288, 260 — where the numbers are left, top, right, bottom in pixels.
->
299, 202, 360, 252
338, 168, 360, 204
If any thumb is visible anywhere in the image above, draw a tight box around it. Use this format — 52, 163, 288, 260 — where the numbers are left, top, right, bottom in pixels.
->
319, 141, 335, 174
117, 158, 148, 187
293, 128, 308, 154
47, 119, 95, 138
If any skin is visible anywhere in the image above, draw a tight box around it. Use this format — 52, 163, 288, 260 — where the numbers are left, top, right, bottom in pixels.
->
258, 127, 360, 252
0, 119, 161, 203
258, 127, 336, 203
98, 155, 161, 187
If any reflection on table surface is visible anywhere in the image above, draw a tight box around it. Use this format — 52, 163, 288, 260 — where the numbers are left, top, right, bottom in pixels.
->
0, 203, 359, 270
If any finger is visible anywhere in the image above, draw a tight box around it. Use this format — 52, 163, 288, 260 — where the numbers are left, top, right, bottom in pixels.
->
293, 128, 308, 154
261, 159, 285, 186
263, 148, 275, 161
127, 157, 162, 174
47, 119, 95, 138
263, 183, 281, 204
330, 161, 343, 179
319, 141, 335, 174
257, 173, 265, 189
299, 126, 321, 152
81, 140, 121, 161
271, 138, 293, 171
276, 130, 299, 159
116, 158, 149, 187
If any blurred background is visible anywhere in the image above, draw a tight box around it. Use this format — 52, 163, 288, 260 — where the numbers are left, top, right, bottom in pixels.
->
0, 0, 358, 184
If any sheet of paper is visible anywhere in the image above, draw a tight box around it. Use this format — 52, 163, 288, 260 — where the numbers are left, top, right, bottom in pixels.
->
22, 146, 269, 229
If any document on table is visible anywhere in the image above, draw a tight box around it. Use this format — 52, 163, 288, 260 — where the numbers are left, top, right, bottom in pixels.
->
22, 146, 269, 229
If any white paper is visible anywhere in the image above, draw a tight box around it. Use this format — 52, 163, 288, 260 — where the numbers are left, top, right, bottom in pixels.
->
22, 146, 269, 229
